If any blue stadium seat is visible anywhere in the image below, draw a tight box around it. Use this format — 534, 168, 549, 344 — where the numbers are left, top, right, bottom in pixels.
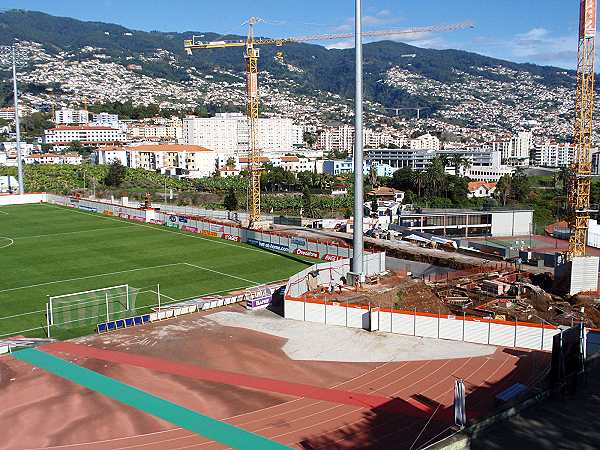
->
125, 318, 134, 327
142, 315, 150, 323
116, 319, 125, 329
134, 316, 143, 325
97, 323, 108, 333
107, 321, 116, 331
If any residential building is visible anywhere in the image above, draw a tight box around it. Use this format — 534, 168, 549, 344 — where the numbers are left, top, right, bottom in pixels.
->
531, 141, 575, 167
24, 153, 63, 164
54, 108, 90, 125
62, 152, 83, 165
0, 107, 16, 121
467, 181, 497, 198
95, 144, 217, 178
323, 158, 369, 176
410, 133, 440, 151
129, 124, 182, 141
44, 125, 127, 147
92, 112, 120, 129
317, 125, 402, 154
493, 131, 532, 166
183, 113, 297, 154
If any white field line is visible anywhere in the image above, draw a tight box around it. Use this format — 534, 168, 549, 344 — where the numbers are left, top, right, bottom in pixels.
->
0, 237, 14, 249
0, 209, 8, 215
184, 262, 260, 286
42, 203, 276, 257
12, 225, 136, 240
0, 263, 185, 294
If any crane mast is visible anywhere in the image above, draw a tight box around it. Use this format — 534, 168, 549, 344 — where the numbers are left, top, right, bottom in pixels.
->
568, 0, 597, 258
184, 20, 474, 227
245, 18, 262, 226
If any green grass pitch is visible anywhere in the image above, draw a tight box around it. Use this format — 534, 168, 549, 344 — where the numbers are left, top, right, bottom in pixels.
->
0, 203, 311, 339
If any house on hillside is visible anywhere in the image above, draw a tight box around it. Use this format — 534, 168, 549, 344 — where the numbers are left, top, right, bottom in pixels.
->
467, 181, 497, 198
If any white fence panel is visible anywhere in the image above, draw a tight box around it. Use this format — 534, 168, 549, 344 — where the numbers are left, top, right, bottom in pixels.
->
378, 311, 392, 333
415, 315, 438, 338
284, 300, 304, 321
464, 320, 489, 344
370, 309, 379, 331
542, 328, 561, 351
305, 302, 325, 324
489, 323, 515, 347
326, 304, 346, 327
347, 307, 366, 329
516, 326, 542, 350
439, 317, 463, 341
391, 312, 414, 335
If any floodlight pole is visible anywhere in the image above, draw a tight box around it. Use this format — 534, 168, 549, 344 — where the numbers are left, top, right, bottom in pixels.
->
12, 46, 25, 194
352, 0, 364, 277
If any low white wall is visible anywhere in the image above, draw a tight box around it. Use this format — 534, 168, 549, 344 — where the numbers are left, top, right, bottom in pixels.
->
0, 193, 47, 206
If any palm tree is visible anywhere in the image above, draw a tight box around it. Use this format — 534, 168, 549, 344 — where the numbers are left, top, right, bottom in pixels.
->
450, 154, 471, 176
410, 170, 426, 198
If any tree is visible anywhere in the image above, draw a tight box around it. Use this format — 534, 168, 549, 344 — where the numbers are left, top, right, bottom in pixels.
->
303, 131, 317, 148
370, 198, 379, 217
496, 174, 512, 206
450, 154, 471, 176
223, 188, 238, 211
104, 160, 126, 187
302, 187, 319, 218
226, 157, 236, 167
389, 167, 413, 192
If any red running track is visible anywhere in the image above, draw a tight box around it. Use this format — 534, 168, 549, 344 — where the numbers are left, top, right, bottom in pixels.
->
38, 346, 547, 449
43, 342, 434, 416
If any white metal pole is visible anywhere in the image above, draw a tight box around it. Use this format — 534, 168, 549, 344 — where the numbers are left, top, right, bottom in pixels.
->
46, 302, 51, 338
352, 0, 364, 277
126, 285, 130, 310
105, 292, 110, 321
48, 296, 54, 327
157, 283, 161, 311
12, 46, 25, 194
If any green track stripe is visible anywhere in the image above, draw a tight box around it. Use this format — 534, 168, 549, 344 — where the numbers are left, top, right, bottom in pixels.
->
14, 349, 290, 450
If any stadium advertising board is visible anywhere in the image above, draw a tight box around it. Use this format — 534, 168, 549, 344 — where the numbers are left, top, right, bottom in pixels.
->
169, 215, 178, 223
210, 224, 224, 232
178, 216, 188, 224
292, 237, 307, 246
129, 215, 146, 223
181, 225, 198, 233
201, 230, 218, 237
245, 287, 272, 310
119, 213, 129, 219
323, 254, 345, 262
222, 233, 241, 242
165, 222, 179, 229
148, 219, 162, 225
78, 205, 97, 213
103, 210, 113, 217
247, 238, 289, 253
294, 248, 320, 259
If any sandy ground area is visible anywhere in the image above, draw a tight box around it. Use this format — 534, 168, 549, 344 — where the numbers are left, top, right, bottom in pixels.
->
209, 309, 496, 362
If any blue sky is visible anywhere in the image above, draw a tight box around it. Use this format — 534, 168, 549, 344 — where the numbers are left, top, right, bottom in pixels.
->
3, 0, 581, 68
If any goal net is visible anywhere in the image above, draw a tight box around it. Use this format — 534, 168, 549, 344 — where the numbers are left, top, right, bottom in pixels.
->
48, 284, 138, 330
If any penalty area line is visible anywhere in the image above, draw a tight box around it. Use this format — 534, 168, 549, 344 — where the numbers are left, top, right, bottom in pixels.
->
183, 262, 260, 286
0, 263, 185, 294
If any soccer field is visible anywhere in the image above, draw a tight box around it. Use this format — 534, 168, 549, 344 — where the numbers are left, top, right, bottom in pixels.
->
0, 203, 310, 339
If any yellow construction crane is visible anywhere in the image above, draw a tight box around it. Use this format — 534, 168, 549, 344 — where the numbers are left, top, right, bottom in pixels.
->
184, 19, 474, 227
567, 0, 597, 258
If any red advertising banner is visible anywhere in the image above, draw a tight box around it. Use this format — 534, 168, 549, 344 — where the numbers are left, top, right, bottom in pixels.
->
181, 225, 199, 233
294, 248, 320, 259
128, 216, 146, 223
323, 254, 346, 262
149, 219, 163, 225
222, 234, 241, 242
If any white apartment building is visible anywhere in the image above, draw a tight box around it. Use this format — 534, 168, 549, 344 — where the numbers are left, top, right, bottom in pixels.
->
54, 108, 90, 125
493, 131, 532, 166
531, 142, 575, 167
317, 126, 401, 153
410, 133, 440, 151
92, 112, 120, 129
44, 125, 127, 147
24, 153, 82, 165
96, 144, 216, 178
129, 124, 182, 141
0, 107, 16, 121
183, 113, 297, 154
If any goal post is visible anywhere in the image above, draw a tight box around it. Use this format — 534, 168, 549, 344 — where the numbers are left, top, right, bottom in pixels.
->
48, 284, 138, 333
